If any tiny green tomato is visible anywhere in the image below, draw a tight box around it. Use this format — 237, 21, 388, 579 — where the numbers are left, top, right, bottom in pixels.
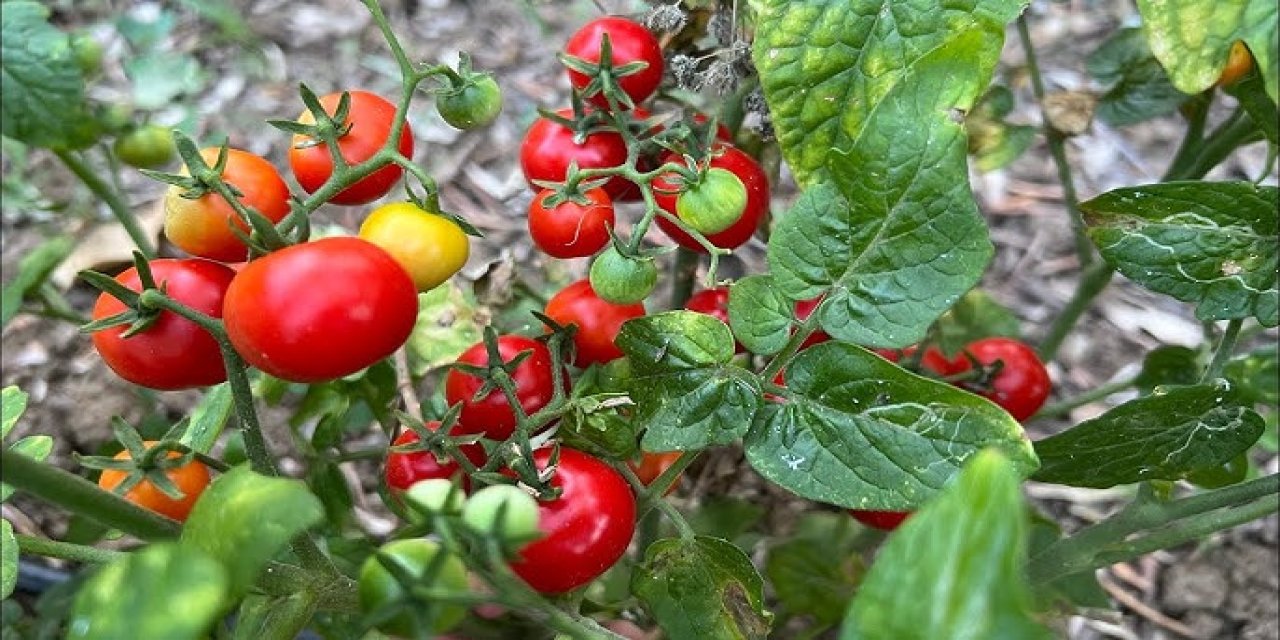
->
357, 538, 469, 637
461, 484, 541, 546
589, 246, 657, 305
437, 75, 503, 130
405, 479, 465, 519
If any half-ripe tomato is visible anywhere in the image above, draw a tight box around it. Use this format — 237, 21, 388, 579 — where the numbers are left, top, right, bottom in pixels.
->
222, 237, 418, 383
164, 148, 291, 262
684, 287, 743, 353
848, 509, 911, 532
444, 336, 560, 441
509, 448, 636, 594
951, 337, 1051, 421
288, 90, 412, 206
653, 144, 769, 252
91, 259, 235, 390
528, 187, 615, 259
564, 17, 664, 110
543, 279, 645, 368
97, 442, 211, 522
519, 109, 633, 199
358, 202, 469, 291
629, 451, 682, 497
384, 423, 486, 493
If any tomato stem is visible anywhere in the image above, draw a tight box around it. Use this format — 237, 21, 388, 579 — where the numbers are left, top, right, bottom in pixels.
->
1031, 376, 1136, 420
1036, 261, 1113, 363
52, 148, 157, 258
14, 533, 125, 565
1201, 318, 1243, 382
614, 462, 696, 540
669, 247, 699, 309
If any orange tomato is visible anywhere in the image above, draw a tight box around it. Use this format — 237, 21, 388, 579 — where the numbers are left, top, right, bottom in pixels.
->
163, 148, 291, 262
97, 441, 211, 522
629, 451, 683, 496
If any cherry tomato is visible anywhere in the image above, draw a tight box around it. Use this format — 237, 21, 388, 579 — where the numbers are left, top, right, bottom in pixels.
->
691, 112, 733, 142
519, 109, 634, 199
684, 287, 743, 353
437, 75, 503, 130
793, 295, 831, 350
564, 17, 664, 110
70, 32, 103, 76
358, 202, 469, 291
444, 336, 560, 441
873, 345, 959, 377
222, 237, 418, 383
528, 187, 615, 259
509, 448, 636, 594
288, 90, 412, 206
654, 144, 769, 252
1217, 41, 1254, 87
113, 125, 174, 170
91, 259, 234, 390
97, 442, 211, 522
676, 167, 747, 234
629, 451, 682, 497
385, 423, 485, 493
358, 539, 468, 636
951, 337, 1051, 421
544, 279, 645, 368
589, 247, 657, 304
164, 148, 291, 262
848, 509, 911, 532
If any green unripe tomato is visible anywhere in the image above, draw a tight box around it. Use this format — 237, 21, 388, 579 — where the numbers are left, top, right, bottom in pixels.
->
114, 125, 175, 169
70, 33, 103, 77
675, 167, 747, 235
405, 479, 465, 519
96, 104, 134, 135
358, 538, 468, 637
461, 484, 541, 546
589, 246, 657, 305
437, 75, 503, 130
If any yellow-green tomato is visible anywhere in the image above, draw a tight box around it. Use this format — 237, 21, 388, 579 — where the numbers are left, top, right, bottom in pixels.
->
675, 167, 747, 235
405, 478, 465, 520
358, 538, 468, 637
359, 202, 470, 292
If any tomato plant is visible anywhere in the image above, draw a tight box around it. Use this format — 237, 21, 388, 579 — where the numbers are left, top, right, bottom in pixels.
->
527, 187, 615, 259
436, 74, 503, 130
96, 442, 211, 522
675, 167, 748, 235
519, 109, 633, 199
163, 148, 292, 262
289, 90, 412, 205
629, 451, 683, 496
358, 201, 470, 292
563, 17, 664, 110
358, 538, 468, 636
543, 279, 645, 367
684, 286, 743, 353
444, 335, 559, 441
222, 237, 418, 383
653, 144, 769, 251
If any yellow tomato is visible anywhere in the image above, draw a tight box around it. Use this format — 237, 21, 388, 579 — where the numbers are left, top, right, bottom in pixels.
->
358, 202, 469, 291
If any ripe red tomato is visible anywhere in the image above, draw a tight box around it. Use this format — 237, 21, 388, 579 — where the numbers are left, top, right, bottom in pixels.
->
385, 423, 486, 493
288, 90, 412, 206
509, 448, 636, 594
519, 109, 634, 199
684, 287, 743, 353
951, 337, 1051, 421
873, 345, 958, 377
164, 148, 292, 262
544, 279, 645, 368
222, 237, 418, 383
528, 187, 615, 259
629, 451, 682, 497
444, 336, 560, 441
653, 145, 769, 252
793, 295, 832, 350
98, 442, 211, 522
564, 17, 664, 110
91, 259, 235, 390
691, 112, 733, 142
848, 509, 911, 532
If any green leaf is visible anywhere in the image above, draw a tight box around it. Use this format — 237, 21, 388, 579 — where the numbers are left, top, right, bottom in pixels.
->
179, 383, 232, 454
753, 0, 1027, 186
2, 386, 28, 440
728, 275, 792, 356
633, 536, 773, 640
124, 52, 206, 111
967, 87, 1036, 172
309, 461, 353, 527
407, 284, 483, 376
1086, 28, 1190, 126
1033, 383, 1265, 488
0, 2, 99, 149
1081, 182, 1278, 327
932, 289, 1022, 357
1224, 347, 1278, 406
2, 399, 49, 504
1136, 0, 1278, 103
617, 312, 761, 451
766, 513, 864, 624
1027, 514, 1111, 611
1, 520, 16, 599
840, 450, 1052, 640
745, 342, 1038, 510
180, 466, 324, 599
687, 496, 766, 542
1134, 346, 1203, 394
67, 543, 227, 640
1, 236, 73, 329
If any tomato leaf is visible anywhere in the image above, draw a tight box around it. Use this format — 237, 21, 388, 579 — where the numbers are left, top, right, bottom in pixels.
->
1224, 348, 1278, 406
1136, 0, 1278, 103
407, 284, 483, 377
66, 543, 228, 640
617, 312, 761, 451
932, 289, 1022, 357
840, 450, 1052, 640
1, 520, 16, 599
1082, 182, 1278, 327
727, 275, 792, 355
1134, 346, 1202, 394
1027, 515, 1111, 610
966, 86, 1036, 172
633, 536, 773, 640
765, 513, 864, 625
744, 342, 1038, 510
0, 236, 73, 329
1223, 67, 1280, 144
0, 2, 99, 149
1, 386, 28, 440
179, 383, 232, 454
1032, 383, 1265, 488
180, 466, 324, 599
1086, 28, 1190, 126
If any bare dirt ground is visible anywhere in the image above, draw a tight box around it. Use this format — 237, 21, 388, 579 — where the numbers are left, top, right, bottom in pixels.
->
1, 1, 1276, 638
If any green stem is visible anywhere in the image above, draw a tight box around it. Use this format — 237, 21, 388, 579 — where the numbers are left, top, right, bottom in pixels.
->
1037, 262, 1113, 362
760, 298, 827, 383
53, 149, 156, 258
1033, 376, 1136, 420
614, 463, 695, 539
1167, 107, 1263, 181
0, 449, 180, 540
1161, 93, 1211, 181
1201, 318, 1243, 382
15, 534, 125, 564
669, 248, 700, 309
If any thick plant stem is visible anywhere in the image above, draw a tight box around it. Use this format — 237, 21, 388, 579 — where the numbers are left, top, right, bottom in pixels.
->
15, 534, 125, 565
669, 248, 700, 309
54, 149, 157, 258
0, 450, 179, 540
1037, 262, 1113, 362
1202, 319, 1243, 382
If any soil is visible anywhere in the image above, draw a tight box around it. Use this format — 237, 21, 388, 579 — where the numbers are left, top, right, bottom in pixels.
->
2, 1, 1276, 639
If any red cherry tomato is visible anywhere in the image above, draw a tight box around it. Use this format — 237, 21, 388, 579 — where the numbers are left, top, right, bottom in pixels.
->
564, 17, 664, 110
222, 237, 418, 383
164, 148, 292, 263
653, 144, 769, 252
528, 187, 615, 259
544, 279, 645, 368
873, 345, 959, 377
793, 295, 831, 350
684, 287, 743, 353
91, 259, 235, 390
288, 90, 412, 206
519, 109, 634, 199
444, 336, 560, 441
385, 423, 485, 493
509, 448, 636, 594
848, 509, 912, 531
951, 337, 1051, 421
691, 112, 733, 142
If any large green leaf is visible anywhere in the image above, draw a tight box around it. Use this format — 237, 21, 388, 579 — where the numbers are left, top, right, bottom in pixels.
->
0, 2, 99, 149
1, 386, 28, 440
840, 450, 1051, 640
1087, 27, 1190, 126
1137, 0, 1279, 103
744, 342, 1038, 510
180, 466, 324, 599
1033, 383, 1265, 488
1082, 182, 1278, 327
616, 312, 761, 451
633, 536, 772, 640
